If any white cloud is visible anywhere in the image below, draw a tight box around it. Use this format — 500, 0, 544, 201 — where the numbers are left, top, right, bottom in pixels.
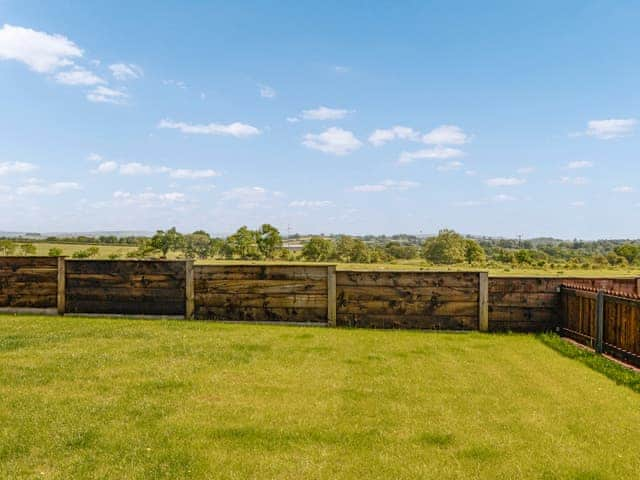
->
567, 160, 593, 169
93, 161, 118, 174
422, 125, 469, 145
559, 176, 589, 185
493, 194, 516, 202
17, 180, 80, 195
119, 162, 154, 175
163, 79, 187, 89
86, 86, 128, 104
351, 180, 419, 192
0, 161, 37, 175
517, 167, 535, 174
55, 67, 104, 85
109, 63, 143, 80
570, 201, 585, 208
112, 190, 185, 206
301, 106, 351, 120
158, 119, 261, 138
368, 126, 420, 146
580, 118, 637, 139
288, 200, 334, 208
220, 186, 283, 209
0, 24, 82, 73
302, 127, 362, 155
168, 168, 219, 179
397, 146, 464, 165
333, 65, 350, 73
436, 160, 463, 172
286, 117, 300, 123
87, 153, 102, 162
259, 84, 276, 98
486, 177, 526, 187
613, 185, 634, 193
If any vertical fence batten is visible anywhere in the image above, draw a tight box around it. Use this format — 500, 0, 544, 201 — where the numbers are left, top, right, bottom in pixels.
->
327, 265, 337, 326
478, 272, 489, 332
185, 260, 195, 320
57, 257, 66, 315
595, 291, 604, 354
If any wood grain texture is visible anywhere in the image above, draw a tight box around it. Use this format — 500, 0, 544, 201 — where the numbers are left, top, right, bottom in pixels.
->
194, 265, 329, 323
65, 260, 186, 315
336, 271, 480, 330
0, 257, 58, 309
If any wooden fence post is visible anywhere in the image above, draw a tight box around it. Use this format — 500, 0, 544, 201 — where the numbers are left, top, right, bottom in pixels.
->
636, 278, 640, 296
478, 272, 489, 332
185, 260, 194, 320
57, 256, 66, 315
595, 290, 604, 354
327, 265, 337, 327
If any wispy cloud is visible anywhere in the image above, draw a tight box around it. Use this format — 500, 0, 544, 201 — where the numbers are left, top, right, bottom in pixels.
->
573, 118, 637, 139
351, 180, 419, 192
567, 160, 593, 169
486, 177, 525, 187
259, 84, 276, 98
289, 200, 334, 208
109, 63, 143, 80
436, 160, 463, 172
302, 127, 362, 155
397, 146, 464, 165
422, 125, 469, 145
517, 166, 535, 174
301, 106, 351, 121
369, 126, 420, 146
220, 186, 283, 209
612, 185, 634, 193
55, 67, 104, 85
558, 176, 589, 185
92, 159, 220, 179
163, 79, 187, 89
86, 86, 128, 104
0, 161, 37, 175
158, 119, 261, 138
16, 179, 80, 196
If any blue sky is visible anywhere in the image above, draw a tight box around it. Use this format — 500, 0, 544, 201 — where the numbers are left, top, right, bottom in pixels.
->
0, 1, 639, 238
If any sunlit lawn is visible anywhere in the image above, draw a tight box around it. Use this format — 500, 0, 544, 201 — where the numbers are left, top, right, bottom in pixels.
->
1, 315, 640, 479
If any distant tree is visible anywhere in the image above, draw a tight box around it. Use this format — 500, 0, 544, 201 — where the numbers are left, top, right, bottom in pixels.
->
72, 246, 100, 259
48, 247, 63, 257
150, 227, 183, 258
226, 226, 257, 259
0, 240, 16, 256
19, 243, 37, 256
183, 231, 213, 259
614, 243, 640, 264
108, 253, 121, 260
335, 236, 356, 262
422, 229, 466, 264
464, 239, 486, 264
256, 224, 283, 259
302, 237, 334, 262
384, 241, 418, 260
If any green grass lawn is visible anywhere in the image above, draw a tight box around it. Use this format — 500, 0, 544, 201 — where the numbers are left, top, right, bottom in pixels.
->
1, 316, 640, 479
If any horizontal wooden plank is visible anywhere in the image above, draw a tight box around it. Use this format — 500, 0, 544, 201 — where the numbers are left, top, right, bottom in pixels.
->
338, 285, 477, 302
195, 306, 326, 322
0, 257, 58, 268
66, 299, 185, 315
338, 300, 478, 317
337, 271, 478, 288
195, 279, 326, 295
0, 294, 57, 308
336, 314, 477, 330
66, 260, 186, 276
195, 265, 328, 281
489, 292, 559, 308
195, 293, 326, 309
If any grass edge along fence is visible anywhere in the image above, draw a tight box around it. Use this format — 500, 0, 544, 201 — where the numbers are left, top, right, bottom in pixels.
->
560, 283, 640, 368
2, 257, 640, 339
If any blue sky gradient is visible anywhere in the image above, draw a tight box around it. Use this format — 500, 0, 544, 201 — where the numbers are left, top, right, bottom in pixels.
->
0, 1, 639, 238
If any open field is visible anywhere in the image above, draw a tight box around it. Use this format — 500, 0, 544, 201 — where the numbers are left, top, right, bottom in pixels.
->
1, 316, 640, 479
17, 242, 138, 259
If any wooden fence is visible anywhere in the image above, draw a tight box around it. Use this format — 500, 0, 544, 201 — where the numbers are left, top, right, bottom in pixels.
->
561, 285, 640, 368
1, 257, 640, 337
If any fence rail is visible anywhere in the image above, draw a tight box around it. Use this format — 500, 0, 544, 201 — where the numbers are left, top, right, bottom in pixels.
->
1, 257, 640, 338
561, 284, 640, 368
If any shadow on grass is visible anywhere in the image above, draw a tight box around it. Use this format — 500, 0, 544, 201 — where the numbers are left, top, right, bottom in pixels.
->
537, 333, 640, 394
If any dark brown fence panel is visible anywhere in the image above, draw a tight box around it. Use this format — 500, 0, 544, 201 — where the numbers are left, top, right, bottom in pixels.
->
560, 288, 597, 347
488, 277, 639, 332
602, 295, 640, 367
194, 265, 329, 323
336, 271, 479, 329
0, 257, 58, 310
65, 260, 186, 315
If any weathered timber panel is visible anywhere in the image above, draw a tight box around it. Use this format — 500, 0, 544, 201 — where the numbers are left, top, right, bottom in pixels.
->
194, 265, 329, 322
336, 271, 480, 329
0, 257, 58, 309
65, 260, 185, 315
561, 289, 597, 346
488, 277, 636, 332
